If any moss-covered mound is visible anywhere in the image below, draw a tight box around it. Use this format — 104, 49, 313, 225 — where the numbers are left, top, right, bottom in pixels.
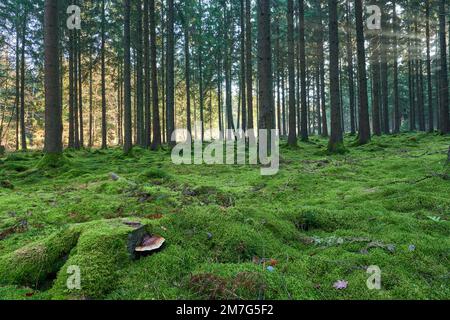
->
0, 134, 449, 300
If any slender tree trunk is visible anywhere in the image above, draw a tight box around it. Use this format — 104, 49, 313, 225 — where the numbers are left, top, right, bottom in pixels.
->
78, 31, 84, 148
355, 0, 371, 144
20, 14, 27, 150
101, 0, 107, 149
44, 0, 62, 154
166, 0, 175, 145
198, 1, 205, 141
298, 0, 308, 141
287, 0, 297, 146
224, 4, 235, 134
346, 0, 356, 135
89, 49, 93, 147
150, 0, 161, 150
246, 0, 253, 131
184, 20, 192, 136
328, 0, 343, 152
257, 0, 274, 134
370, 28, 381, 136
392, 0, 401, 133
415, 22, 425, 132
380, 3, 389, 134
426, 0, 434, 132
439, 0, 449, 134
15, 26, 20, 151
74, 29, 79, 149
135, 0, 144, 146
315, 66, 322, 136
240, 0, 247, 132
144, 0, 151, 147
123, 0, 133, 153
68, 29, 75, 148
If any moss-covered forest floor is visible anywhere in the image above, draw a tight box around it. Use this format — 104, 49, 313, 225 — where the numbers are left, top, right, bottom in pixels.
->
0, 133, 449, 300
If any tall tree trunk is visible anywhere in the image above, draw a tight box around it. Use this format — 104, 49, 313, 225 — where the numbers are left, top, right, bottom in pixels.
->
224, 3, 235, 134
392, 0, 401, 133
44, 0, 62, 154
439, 0, 449, 134
315, 66, 322, 135
370, 29, 381, 136
184, 19, 192, 136
123, 0, 133, 153
20, 14, 27, 150
257, 0, 274, 134
78, 30, 84, 148
316, 0, 328, 137
68, 29, 75, 148
287, 0, 297, 146
345, 0, 356, 135
15, 25, 20, 150
150, 0, 161, 150
328, 0, 343, 152
198, 0, 205, 141
380, 3, 389, 134
89, 49, 93, 147
166, 0, 175, 145
135, 0, 144, 146
101, 0, 107, 149
144, 0, 151, 147
415, 22, 425, 132
240, 0, 247, 132
74, 29, 80, 149
426, 0, 434, 132
355, 0, 371, 144
245, 0, 254, 131
298, 0, 308, 141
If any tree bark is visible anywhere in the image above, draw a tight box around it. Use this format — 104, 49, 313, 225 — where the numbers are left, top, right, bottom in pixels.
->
144, 0, 151, 147
20, 13, 27, 150
392, 0, 401, 133
345, 0, 356, 135
245, 0, 254, 131
150, 0, 161, 150
44, 0, 62, 154
328, 0, 343, 152
439, 0, 449, 134
426, 0, 434, 132
287, 0, 297, 146
257, 0, 274, 133
298, 0, 308, 141
166, 0, 175, 145
101, 0, 107, 149
355, 0, 371, 144
123, 0, 133, 153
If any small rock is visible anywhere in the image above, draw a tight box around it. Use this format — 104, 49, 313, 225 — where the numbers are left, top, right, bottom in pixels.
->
408, 245, 416, 252
387, 244, 396, 253
360, 249, 369, 255
207, 232, 213, 240
266, 266, 275, 272
110, 173, 120, 181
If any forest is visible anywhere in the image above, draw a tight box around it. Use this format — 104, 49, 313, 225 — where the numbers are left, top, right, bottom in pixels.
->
0, 0, 449, 301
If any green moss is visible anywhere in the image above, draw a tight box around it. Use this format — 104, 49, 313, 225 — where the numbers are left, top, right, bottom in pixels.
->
0, 134, 448, 300
0, 227, 81, 287
36, 153, 70, 169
